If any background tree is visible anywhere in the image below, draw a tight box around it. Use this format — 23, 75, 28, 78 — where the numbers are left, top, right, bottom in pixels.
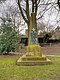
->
0, 0, 60, 42
0, 18, 19, 54
0, 0, 60, 33
17, 0, 60, 29
17, 0, 41, 29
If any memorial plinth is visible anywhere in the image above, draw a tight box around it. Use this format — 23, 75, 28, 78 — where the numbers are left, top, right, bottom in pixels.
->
17, 13, 51, 66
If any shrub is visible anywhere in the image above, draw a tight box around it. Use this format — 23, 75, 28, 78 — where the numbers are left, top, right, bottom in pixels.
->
43, 33, 52, 43
0, 21, 19, 54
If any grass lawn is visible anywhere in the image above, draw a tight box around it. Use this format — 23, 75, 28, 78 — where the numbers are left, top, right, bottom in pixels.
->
0, 54, 60, 80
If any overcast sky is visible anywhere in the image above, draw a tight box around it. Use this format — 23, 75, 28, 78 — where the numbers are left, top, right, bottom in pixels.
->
0, 0, 60, 33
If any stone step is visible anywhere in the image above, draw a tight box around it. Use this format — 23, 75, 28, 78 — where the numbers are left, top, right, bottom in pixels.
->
21, 56, 46, 61
17, 58, 51, 66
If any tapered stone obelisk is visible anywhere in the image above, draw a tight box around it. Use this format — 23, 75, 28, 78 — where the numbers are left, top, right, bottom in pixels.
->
17, 13, 51, 66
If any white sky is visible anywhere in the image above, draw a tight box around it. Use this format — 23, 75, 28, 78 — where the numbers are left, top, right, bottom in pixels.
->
0, 0, 60, 34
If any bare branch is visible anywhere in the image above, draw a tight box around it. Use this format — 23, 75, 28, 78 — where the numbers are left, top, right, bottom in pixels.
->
17, 0, 28, 24
37, 4, 54, 20
39, 2, 57, 6
26, 0, 30, 23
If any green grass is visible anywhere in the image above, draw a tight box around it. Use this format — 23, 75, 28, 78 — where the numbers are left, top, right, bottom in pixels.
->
0, 55, 60, 80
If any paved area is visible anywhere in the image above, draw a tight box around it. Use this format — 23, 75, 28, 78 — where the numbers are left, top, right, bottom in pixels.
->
41, 43, 60, 55
14, 43, 60, 55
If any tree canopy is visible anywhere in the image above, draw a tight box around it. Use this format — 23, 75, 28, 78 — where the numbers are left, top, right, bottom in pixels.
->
0, 18, 19, 54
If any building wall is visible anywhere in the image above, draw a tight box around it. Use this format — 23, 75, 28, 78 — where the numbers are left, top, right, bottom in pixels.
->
51, 27, 60, 39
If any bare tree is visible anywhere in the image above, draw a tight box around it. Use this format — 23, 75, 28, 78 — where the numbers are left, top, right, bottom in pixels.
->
17, 0, 60, 33
0, 0, 60, 34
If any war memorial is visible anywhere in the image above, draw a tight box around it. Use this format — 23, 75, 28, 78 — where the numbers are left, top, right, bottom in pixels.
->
17, 13, 51, 66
